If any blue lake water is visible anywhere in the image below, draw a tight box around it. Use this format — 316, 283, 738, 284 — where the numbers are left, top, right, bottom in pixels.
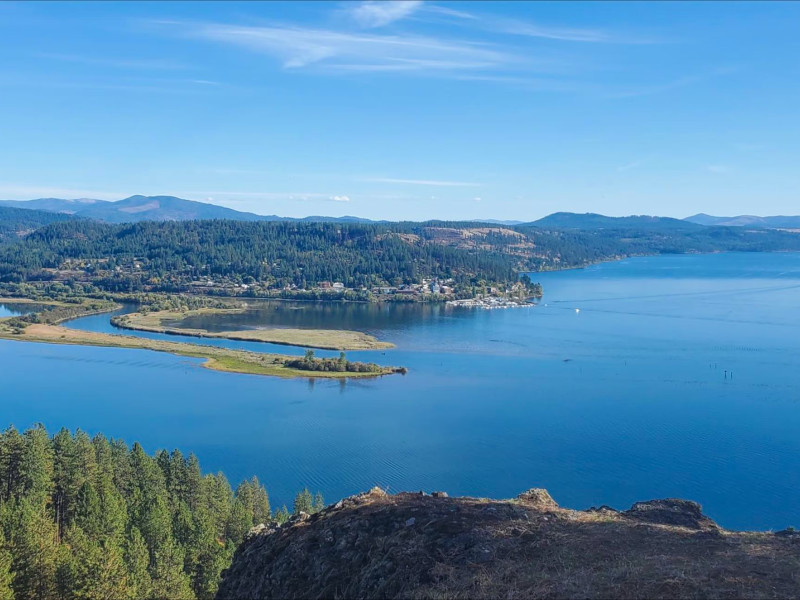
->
0, 302, 41, 317
2, 252, 800, 530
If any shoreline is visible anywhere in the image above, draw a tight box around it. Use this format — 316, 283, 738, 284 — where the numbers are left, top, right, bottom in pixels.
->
0, 322, 404, 379
0, 297, 404, 379
110, 307, 395, 351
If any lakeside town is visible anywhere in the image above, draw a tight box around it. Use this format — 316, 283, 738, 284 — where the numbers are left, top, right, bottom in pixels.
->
185, 275, 541, 307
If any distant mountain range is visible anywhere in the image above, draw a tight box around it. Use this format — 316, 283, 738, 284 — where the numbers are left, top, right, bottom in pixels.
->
472, 219, 525, 226
684, 214, 800, 229
2, 196, 800, 231
0, 195, 375, 224
527, 212, 702, 230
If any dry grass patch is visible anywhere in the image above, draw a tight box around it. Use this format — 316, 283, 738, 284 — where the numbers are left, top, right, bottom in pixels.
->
0, 322, 401, 379
113, 308, 394, 350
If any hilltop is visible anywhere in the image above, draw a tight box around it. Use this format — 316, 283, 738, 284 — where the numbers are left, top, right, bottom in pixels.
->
529, 212, 702, 230
218, 487, 800, 600
0, 195, 275, 223
0, 205, 77, 243
685, 213, 800, 229
0, 195, 374, 224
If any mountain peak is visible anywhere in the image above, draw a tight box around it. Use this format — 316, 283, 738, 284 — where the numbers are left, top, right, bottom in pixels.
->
528, 212, 702, 230
683, 214, 800, 228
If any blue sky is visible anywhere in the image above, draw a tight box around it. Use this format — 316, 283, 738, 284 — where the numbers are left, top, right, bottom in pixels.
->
1, 1, 799, 220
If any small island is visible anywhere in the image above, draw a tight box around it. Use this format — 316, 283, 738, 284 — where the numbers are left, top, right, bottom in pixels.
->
110, 306, 395, 351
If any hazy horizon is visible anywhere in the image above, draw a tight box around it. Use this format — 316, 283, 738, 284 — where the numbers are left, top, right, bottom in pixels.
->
2, 193, 787, 222
2, 1, 799, 220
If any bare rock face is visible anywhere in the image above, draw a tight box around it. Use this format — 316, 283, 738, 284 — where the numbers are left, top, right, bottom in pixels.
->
516, 488, 558, 509
623, 499, 718, 530
216, 488, 799, 600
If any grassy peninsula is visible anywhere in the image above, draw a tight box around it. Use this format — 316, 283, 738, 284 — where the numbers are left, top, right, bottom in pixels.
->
0, 321, 404, 378
111, 307, 394, 350
0, 296, 405, 379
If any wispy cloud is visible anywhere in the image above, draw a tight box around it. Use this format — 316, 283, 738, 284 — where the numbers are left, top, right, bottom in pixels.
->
617, 158, 650, 172
37, 52, 187, 70
152, 11, 679, 95
163, 20, 514, 74
424, 5, 478, 21
329, 195, 350, 202
349, 1, 423, 28
359, 177, 481, 187
493, 19, 622, 43
707, 164, 732, 174
424, 5, 660, 44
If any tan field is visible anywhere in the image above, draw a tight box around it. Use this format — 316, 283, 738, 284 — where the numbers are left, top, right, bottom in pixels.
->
0, 321, 400, 379
113, 307, 395, 351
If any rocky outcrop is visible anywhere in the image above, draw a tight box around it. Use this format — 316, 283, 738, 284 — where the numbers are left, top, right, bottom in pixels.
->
217, 488, 800, 600
516, 487, 558, 509
623, 498, 719, 530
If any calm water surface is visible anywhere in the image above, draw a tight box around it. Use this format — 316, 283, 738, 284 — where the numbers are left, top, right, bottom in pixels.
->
2, 252, 799, 529
0, 302, 43, 317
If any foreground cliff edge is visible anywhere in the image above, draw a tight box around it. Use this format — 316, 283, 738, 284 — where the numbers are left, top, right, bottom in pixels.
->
218, 487, 800, 600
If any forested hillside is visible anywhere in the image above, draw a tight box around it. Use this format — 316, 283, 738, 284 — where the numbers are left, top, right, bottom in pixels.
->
528, 212, 703, 230
0, 426, 319, 600
0, 220, 535, 293
0, 207, 75, 244
1, 218, 799, 297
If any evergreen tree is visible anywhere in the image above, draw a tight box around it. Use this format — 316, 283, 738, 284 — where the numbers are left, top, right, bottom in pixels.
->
0, 426, 287, 600
0, 542, 12, 600
0, 426, 24, 503
128, 443, 171, 554
313, 492, 325, 514
59, 526, 129, 600
19, 424, 54, 509
274, 505, 290, 525
225, 496, 252, 545
183, 454, 203, 512
123, 527, 152, 600
149, 539, 193, 600
190, 507, 231, 600
250, 477, 271, 525
8, 498, 59, 600
293, 488, 313, 515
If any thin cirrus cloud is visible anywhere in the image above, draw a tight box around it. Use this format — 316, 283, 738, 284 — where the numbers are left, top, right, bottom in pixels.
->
481, 18, 661, 45
423, 4, 659, 44
617, 158, 650, 172
349, 1, 423, 29
153, 6, 684, 95
171, 21, 514, 73
359, 177, 481, 187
